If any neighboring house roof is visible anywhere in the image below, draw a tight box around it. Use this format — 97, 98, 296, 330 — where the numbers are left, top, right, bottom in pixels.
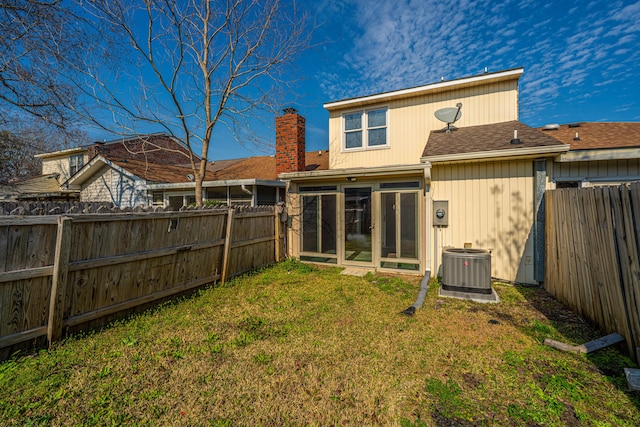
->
88, 133, 195, 165
6, 173, 78, 200
109, 158, 204, 183
67, 150, 330, 187
36, 133, 196, 164
324, 67, 523, 111
206, 150, 330, 181
538, 122, 640, 150
422, 120, 569, 163
34, 146, 87, 159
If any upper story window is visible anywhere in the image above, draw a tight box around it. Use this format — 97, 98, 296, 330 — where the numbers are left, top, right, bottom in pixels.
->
343, 108, 388, 151
69, 154, 84, 176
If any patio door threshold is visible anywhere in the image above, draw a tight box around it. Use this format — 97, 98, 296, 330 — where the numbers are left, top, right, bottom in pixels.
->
340, 267, 374, 277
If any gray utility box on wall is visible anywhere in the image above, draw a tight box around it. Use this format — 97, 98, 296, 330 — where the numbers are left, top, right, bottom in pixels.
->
433, 200, 449, 227
441, 248, 491, 294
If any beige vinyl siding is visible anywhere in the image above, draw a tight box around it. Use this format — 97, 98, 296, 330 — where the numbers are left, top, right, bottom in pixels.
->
42, 157, 74, 181
431, 159, 535, 283
329, 80, 519, 169
551, 158, 640, 186
41, 153, 89, 181
81, 166, 148, 208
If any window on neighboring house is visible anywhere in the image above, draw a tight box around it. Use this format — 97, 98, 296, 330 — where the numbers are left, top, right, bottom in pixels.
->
151, 191, 164, 207
343, 108, 388, 150
69, 154, 84, 176
229, 185, 253, 206
206, 188, 228, 206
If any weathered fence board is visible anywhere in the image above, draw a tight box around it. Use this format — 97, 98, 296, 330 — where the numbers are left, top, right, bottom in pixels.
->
0, 206, 284, 359
545, 184, 640, 361
48, 217, 72, 345
0, 201, 118, 216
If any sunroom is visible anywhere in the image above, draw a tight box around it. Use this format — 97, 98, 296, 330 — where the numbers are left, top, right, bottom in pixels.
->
281, 164, 430, 274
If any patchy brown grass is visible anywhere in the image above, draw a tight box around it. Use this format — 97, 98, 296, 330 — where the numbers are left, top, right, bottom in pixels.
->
1, 259, 638, 426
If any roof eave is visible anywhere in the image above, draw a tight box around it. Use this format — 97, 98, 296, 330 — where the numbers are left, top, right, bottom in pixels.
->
147, 179, 285, 190
64, 156, 133, 187
35, 147, 87, 159
422, 144, 569, 164
324, 68, 524, 111
279, 163, 431, 182
558, 146, 640, 162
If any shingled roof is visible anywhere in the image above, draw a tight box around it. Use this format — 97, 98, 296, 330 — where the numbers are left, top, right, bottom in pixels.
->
109, 158, 204, 183
89, 134, 194, 165
537, 122, 640, 150
423, 120, 568, 160
106, 150, 329, 184
204, 150, 329, 181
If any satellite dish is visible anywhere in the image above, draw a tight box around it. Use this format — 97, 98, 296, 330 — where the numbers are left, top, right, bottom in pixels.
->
434, 103, 462, 132
186, 173, 195, 182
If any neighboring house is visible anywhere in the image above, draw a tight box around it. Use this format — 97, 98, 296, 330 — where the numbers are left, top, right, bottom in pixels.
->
0, 173, 78, 201
1, 144, 90, 201
35, 118, 328, 209
36, 133, 196, 206
540, 122, 640, 188
280, 68, 640, 285
36, 146, 90, 184
143, 149, 328, 210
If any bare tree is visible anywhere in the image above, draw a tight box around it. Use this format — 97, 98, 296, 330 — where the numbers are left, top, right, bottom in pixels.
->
0, 119, 84, 184
71, 0, 312, 205
0, 130, 42, 183
0, 0, 84, 129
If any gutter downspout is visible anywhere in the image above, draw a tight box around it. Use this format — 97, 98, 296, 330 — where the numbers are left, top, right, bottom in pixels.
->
401, 161, 432, 316
423, 161, 432, 279
241, 184, 254, 206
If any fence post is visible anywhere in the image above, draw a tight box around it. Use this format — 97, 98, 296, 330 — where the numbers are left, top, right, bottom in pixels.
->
48, 216, 72, 348
221, 208, 235, 284
275, 206, 281, 262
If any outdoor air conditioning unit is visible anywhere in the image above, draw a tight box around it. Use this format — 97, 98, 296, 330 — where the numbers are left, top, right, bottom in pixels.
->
440, 248, 499, 302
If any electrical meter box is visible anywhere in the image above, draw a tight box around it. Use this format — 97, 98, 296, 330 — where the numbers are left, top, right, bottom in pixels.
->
433, 200, 449, 227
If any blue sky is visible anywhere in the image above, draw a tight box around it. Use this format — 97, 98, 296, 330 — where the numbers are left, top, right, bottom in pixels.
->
233, 0, 639, 160
82, 0, 640, 161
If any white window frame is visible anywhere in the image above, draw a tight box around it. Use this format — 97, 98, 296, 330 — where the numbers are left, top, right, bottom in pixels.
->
150, 190, 165, 207
69, 154, 84, 176
342, 107, 389, 151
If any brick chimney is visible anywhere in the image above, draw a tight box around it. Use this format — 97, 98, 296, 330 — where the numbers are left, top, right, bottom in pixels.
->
276, 108, 306, 176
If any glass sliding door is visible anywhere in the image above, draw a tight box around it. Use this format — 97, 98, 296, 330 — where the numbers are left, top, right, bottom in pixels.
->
343, 187, 372, 264
380, 191, 419, 271
381, 193, 397, 258
400, 193, 418, 259
300, 194, 337, 263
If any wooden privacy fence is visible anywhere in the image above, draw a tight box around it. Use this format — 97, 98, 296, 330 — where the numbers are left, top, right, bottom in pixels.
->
545, 183, 640, 362
0, 206, 285, 358
0, 201, 117, 215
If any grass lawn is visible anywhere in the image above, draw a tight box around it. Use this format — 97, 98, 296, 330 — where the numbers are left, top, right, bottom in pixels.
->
1, 259, 639, 426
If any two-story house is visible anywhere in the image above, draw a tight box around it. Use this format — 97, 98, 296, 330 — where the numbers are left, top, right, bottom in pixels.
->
277, 68, 592, 285
34, 124, 328, 209
540, 122, 640, 188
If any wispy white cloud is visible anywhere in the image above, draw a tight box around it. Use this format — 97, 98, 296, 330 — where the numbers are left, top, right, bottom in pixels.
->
308, 0, 640, 125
